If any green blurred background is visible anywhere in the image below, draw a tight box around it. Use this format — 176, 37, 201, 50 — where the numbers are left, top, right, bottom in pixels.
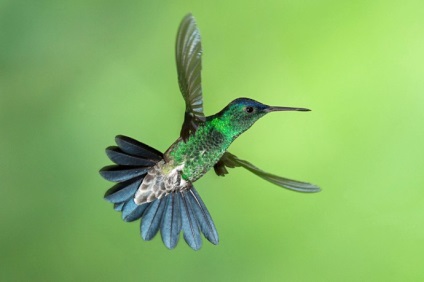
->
1, 0, 424, 281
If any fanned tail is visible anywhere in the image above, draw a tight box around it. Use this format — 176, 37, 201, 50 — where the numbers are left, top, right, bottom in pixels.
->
100, 135, 218, 250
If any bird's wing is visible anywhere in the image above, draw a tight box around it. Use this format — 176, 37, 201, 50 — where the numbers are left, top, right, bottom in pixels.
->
176, 13, 205, 141
214, 152, 321, 193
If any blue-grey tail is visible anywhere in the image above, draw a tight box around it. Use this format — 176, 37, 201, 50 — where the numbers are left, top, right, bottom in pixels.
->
100, 135, 219, 250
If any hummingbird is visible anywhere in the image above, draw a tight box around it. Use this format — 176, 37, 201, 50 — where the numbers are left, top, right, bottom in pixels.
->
100, 14, 320, 250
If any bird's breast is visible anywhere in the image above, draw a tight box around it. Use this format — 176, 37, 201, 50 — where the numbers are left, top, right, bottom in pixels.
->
167, 125, 232, 182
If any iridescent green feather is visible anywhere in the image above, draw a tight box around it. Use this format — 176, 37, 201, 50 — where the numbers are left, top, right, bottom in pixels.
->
168, 120, 231, 182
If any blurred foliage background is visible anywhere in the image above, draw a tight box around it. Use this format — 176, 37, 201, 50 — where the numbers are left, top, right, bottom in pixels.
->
1, 0, 424, 281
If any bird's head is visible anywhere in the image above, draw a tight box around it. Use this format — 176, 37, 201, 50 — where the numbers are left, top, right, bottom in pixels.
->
211, 98, 310, 138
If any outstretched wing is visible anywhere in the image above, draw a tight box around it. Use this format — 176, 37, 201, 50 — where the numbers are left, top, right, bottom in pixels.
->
214, 152, 321, 193
176, 13, 205, 141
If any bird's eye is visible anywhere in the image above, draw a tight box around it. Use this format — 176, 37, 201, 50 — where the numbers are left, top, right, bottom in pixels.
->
245, 106, 254, 113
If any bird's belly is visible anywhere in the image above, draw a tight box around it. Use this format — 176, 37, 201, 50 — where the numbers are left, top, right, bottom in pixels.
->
182, 149, 223, 182
167, 125, 232, 183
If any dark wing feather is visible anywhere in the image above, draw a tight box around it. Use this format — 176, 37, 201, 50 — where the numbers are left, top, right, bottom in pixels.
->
213, 159, 229, 176
176, 13, 205, 141
215, 152, 321, 193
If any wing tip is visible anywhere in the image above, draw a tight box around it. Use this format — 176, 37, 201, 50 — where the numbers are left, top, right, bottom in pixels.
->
285, 183, 322, 193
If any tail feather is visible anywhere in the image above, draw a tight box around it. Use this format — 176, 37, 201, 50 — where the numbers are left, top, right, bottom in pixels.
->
121, 199, 148, 222
100, 135, 219, 250
187, 189, 219, 245
161, 193, 182, 249
104, 177, 143, 203
114, 202, 125, 212
141, 199, 167, 241
106, 146, 156, 166
100, 166, 149, 182
180, 192, 202, 250
115, 135, 163, 160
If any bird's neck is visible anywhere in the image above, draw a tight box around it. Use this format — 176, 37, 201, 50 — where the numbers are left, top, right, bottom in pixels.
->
206, 115, 243, 141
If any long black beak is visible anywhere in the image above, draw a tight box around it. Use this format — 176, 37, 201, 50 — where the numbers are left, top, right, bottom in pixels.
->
264, 106, 311, 113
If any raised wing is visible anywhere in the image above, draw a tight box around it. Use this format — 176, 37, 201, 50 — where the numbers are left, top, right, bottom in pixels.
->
176, 13, 205, 141
214, 152, 321, 193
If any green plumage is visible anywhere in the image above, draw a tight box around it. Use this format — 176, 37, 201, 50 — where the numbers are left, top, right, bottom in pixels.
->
167, 121, 228, 182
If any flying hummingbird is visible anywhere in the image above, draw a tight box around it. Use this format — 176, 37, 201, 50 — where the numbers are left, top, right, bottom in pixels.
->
100, 14, 320, 250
